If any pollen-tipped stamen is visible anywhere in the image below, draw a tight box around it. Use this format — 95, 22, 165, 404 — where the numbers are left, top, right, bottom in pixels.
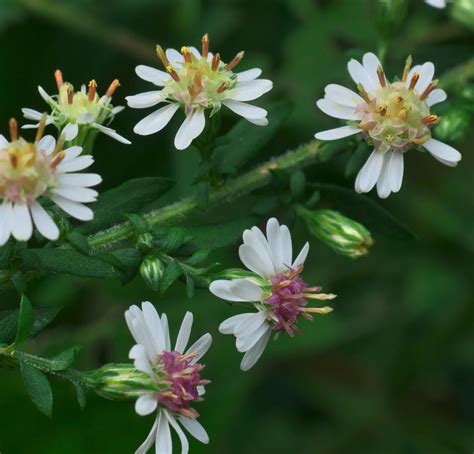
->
35, 114, 48, 143
51, 151, 65, 170
419, 79, 438, 100
216, 82, 228, 93
156, 45, 170, 69
402, 55, 413, 83
201, 33, 209, 59
304, 306, 333, 315
53, 136, 65, 156
378, 104, 387, 116
225, 51, 245, 71
422, 114, 439, 124
9, 118, 18, 141
211, 53, 220, 71
88, 79, 97, 101
377, 65, 387, 87
54, 69, 64, 91
166, 66, 180, 82
181, 46, 192, 63
105, 79, 120, 98
408, 72, 420, 91
67, 87, 74, 105
357, 83, 371, 104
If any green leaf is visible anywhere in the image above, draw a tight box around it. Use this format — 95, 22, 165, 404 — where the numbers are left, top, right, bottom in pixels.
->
47, 347, 81, 371
153, 227, 192, 252
15, 295, 34, 344
20, 249, 119, 279
290, 170, 306, 200
186, 249, 211, 266
159, 260, 182, 295
186, 274, 195, 299
65, 230, 90, 254
77, 177, 175, 234
312, 183, 415, 241
125, 214, 150, 234
72, 380, 87, 410
20, 362, 53, 417
213, 101, 293, 174
345, 142, 371, 178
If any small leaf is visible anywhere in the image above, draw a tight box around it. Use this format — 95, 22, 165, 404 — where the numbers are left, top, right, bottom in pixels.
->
10, 271, 27, 294
159, 260, 182, 295
186, 274, 195, 299
186, 249, 211, 266
65, 230, 90, 254
126, 214, 150, 234
345, 142, 371, 178
47, 346, 81, 371
290, 170, 306, 200
15, 295, 34, 344
71, 381, 87, 410
153, 227, 192, 252
21, 362, 53, 417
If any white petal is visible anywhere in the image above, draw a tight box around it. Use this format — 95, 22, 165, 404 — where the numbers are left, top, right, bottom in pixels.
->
355, 150, 384, 193
362, 52, 383, 88
174, 109, 206, 150
0, 200, 13, 246
141, 301, 166, 354
135, 417, 159, 454
57, 155, 94, 172
62, 146, 83, 161
49, 195, 93, 221
58, 173, 102, 187
186, 333, 212, 363
266, 217, 284, 271
112, 105, 125, 115
234, 311, 267, 338
210, 279, 262, 302
155, 411, 173, 454
126, 91, 163, 109
0, 134, 8, 148
389, 150, 404, 192
37, 135, 56, 154
160, 313, 171, 351
30, 201, 59, 241
243, 226, 274, 271
376, 153, 392, 199
77, 113, 95, 124
188, 46, 201, 59
292, 242, 309, 268
347, 58, 377, 92
232, 80, 273, 102
416, 62, 435, 94
324, 84, 364, 107
425, 0, 447, 7
135, 394, 158, 416
423, 138, 462, 165
426, 88, 447, 106
134, 103, 180, 136
51, 186, 97, 203
135, 65, 170, 86
236, 68, 262, 82
239, 244, 274, 277
246, 116, 269, 126
11, 203, 33, 242
92, 123, 131, 144
175, 312, 193, 353
316, 99, 359, 120
38, 86, 58, 108
177, 417, 209, 444
21, 108, 44, 121
164, 411, 189, 454
166, 48, 184, 65
315, 125, 361, 141
240, 326, 271, 371
280, 225, 293, 267
236, 320, 269, 352
222, 99, 268, 120
219, 313, 255, 335
62, 123, 79, 141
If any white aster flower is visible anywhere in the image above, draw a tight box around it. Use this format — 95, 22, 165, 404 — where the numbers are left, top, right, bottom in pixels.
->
22, 69, 130, 145
315, 53, 462, 198
210, 218, 335, 371
127, 33, 273, 150
0, 118, 102, 245
125, 302, 212, 454
425, 0, 447, 8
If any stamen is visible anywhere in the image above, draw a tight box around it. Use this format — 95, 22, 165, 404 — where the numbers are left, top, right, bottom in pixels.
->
51, 151, 65, 169
181, 46, 192, 63
53, 136, 65, 155
35, 113, 48, 143
402, 55, 412, 83
105, 79, 120, 98
357, 83, 371, 104
398, 108, 408, 121
303, 292, 337, 300
166, 66, 180, 82
156, 45, 170, 68
9, 153, 18, 169
88, 79, 97, 101
201, 33, 209, 59
54, 69, 64, 91
378, 104, 387, 116
211, 53, 220, 71
225, 51, 245, 71
304, 306, 333, 314
422, 114, 439, 124
408, 72, 420, 91
216, 82, 228, 93
377, 65, 386, 87
9, 118, 18, 141
419, 79, 438, 100
67, 87, 74, 105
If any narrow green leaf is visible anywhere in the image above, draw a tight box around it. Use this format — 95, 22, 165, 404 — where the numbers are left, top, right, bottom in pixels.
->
186, 274, 195, 299
153, 227, 192, 252
15, 295, 34, 344
20, 362, 53, 417
20, 249, 119, 279
159, 260, 182, 295
71, 381, 86, 410
77, 177, 175, 234
186, 250, 211, 266
47, 346, 81, 371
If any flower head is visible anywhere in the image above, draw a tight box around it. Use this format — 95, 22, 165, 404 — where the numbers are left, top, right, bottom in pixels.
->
127, 33, 273, 150
125, 303, 212, 453
315, 53, 461, 198
0, 117, 102, 245
22, 69, 130, 145
210, 218, 335, 371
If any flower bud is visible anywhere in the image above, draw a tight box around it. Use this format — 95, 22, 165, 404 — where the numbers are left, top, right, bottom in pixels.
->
140, 255, 164, 291
434, 107, 472, 143
297, 207, 373, 259
136, 232, 154, 252
92, 363, 162, 400
451, 0, 474, 31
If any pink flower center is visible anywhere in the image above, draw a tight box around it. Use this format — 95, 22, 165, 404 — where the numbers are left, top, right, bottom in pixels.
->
265, 266, 334, 336
156, 350, 209, 418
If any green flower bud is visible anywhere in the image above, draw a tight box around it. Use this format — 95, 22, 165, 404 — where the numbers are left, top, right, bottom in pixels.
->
92, 363, 162, 401
451, 0, 474, 31
434, 107, 472, 143
297, 207, 373, 259
136, 232, 154, 252
140, 255, 164, 291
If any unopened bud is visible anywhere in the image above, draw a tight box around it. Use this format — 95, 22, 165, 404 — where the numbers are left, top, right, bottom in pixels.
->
434, 107, 472, 143
92, 363, 162, 400
140, 255, 164, 291
297, 207, 373, 259
135, 232, 154, 252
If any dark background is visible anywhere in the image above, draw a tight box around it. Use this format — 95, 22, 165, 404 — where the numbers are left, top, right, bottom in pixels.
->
0, 0, 473, 453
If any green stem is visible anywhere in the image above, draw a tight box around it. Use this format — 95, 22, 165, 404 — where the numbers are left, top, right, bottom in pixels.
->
88, 141, 334, 252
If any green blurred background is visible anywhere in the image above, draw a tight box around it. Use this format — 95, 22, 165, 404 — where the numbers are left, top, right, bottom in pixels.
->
0, 0, 473, 452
